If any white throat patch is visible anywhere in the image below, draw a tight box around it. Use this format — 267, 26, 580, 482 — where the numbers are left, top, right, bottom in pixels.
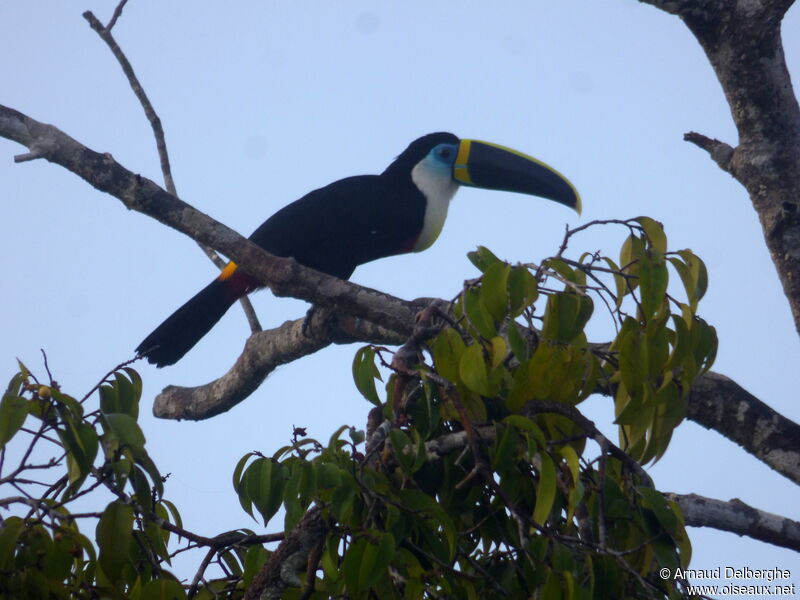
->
410, 161, 459, 252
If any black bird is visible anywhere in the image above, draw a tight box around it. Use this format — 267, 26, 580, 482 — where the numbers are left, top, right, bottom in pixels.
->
136, 132, 580, 366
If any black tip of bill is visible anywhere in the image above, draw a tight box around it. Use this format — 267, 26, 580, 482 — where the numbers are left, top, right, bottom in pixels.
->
454, 140, 581, 215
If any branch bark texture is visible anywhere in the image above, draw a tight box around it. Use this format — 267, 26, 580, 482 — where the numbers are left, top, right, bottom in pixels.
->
645, 0, 800, 335
153, 310, 407, 420
667, 492, 800, 552
687, 371, 800, 486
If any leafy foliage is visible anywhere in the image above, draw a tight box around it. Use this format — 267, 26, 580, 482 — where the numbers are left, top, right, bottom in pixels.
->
233, 218, 717, 598
0, 365, 192, 599
0, 218, 716, 599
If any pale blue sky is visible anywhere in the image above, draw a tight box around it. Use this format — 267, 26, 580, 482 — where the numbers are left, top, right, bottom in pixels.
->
2, 1, 799, 587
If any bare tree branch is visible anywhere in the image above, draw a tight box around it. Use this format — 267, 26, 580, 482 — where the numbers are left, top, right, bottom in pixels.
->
666, 492, 800, 552
683, 131, 735, 175
153, 308, 407, 420
84, 9, 262, 335
83, 11, 177, 196
106, 0, 129, 31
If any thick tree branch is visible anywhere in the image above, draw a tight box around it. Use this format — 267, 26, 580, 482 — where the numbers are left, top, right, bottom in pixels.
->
643, 0, 800, 336
667, 492, 800, 552
244, 507, 326, 600
686, 371, 800, 486
153, 309, 407, 420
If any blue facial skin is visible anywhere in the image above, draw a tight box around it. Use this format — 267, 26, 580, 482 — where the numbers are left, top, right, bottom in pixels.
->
426, 143, 459, 176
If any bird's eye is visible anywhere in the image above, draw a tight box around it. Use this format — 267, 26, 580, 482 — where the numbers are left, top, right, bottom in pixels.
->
438, 147, 451, 159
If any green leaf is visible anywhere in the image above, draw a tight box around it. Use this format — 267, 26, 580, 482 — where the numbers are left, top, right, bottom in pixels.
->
645, 316, 670, 378
352, 346, 382, 407
98, 384, 119, 415
0, 392, 28, 447
638, 250, 668, 318
328, 424, 351, 448
122, 367, 143, 402
619, 234, 643, 292
503, 415, 547, 448
431, 328, 466, 383
491, 425, 519, 470
480, 261, 511, 322
467, 245, 501, 272
219, 547, 243, 576
464, 287, 496, 338
96, 500, 134, 583
667, 311, 692, 373
546, 257, 578, 284
349, 428, 365, 446
103, 413, 146, 451
159, 499, 183, 532
399, 489, 457, 560
140, 578, 187, 600
562, 569, 577, 600
506, 321, 530, 362
459, 344, 492, 396
691, 317, 718, 375
233, 454, 256, 518
533, 453, 557, 525
542, 292, 593, 343
131, 465, 154, 511
667, 257, 694, 309
245, 458, 285, 525
678, 249, 708, 302
113, 372, 139, 419
616, 319, 646, 400
135, 451, 164, 501
283, 467, 306, 533
508, 266, 539, 316
331, 478, 356, 523
6, 370, 25, 395
52, 389, 83, 419
60, 420, 99, 491
669, 499, 693, 567
558, 446, 580, 486
636, 217, 667, 253
389, 428, 414, 473
0, 517, 24, 570
541, 568, 563, 600
144, 519, 171, 564
359, 532, 395, 589
637, 487, 678, 532
315, 461, 342, 489
343, 537, 368, 593
598, 256, 627, 310
243, 545, 269, 588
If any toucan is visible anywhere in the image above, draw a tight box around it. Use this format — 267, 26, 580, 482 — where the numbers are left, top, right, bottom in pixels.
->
136, 132, 580, 367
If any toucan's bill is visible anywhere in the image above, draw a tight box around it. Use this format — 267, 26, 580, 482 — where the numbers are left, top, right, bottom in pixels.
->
453, 139, 581, 214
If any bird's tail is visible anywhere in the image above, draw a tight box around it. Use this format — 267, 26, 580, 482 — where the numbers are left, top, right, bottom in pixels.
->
136, 268, 258, 367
